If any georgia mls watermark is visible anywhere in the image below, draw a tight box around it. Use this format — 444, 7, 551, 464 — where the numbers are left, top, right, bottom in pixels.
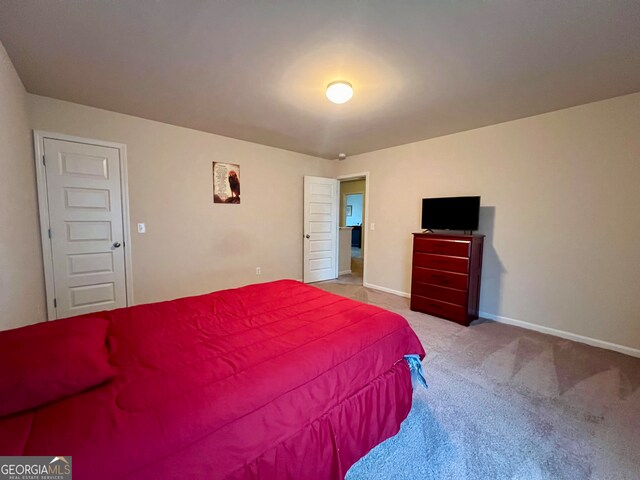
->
0, 456, 71, 480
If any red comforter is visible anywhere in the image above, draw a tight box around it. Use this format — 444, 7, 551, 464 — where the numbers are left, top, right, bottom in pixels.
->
0, 280, 424, 479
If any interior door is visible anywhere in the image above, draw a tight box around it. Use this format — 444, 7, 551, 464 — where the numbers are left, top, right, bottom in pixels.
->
43, 137, 127, 318
303, 176, 339, 283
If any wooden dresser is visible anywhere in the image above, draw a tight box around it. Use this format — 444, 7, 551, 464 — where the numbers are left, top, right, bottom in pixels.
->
410, 233, 484, 326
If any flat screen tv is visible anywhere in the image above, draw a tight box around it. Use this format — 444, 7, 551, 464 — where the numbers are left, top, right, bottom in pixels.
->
421, 196, 480, 231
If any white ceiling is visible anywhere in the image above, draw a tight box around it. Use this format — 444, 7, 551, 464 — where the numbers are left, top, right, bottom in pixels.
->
1, 1, 639, 159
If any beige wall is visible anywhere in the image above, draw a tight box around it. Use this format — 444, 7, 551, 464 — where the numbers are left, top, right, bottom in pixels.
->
0, 42, 46, 329
337, 93, 640, 351
28, 95, 334, 305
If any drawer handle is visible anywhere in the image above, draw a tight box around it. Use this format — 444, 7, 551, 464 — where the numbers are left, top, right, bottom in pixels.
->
429, 303, 442, 309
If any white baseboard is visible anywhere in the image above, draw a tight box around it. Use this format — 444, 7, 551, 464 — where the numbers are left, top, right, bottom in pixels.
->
346, 282, 640, 358
363, 282, 411, 298
339, 269, 352, 275
479, 311, 640, 359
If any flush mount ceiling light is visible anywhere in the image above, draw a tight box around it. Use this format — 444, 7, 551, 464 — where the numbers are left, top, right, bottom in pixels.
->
326, 81, 353, 104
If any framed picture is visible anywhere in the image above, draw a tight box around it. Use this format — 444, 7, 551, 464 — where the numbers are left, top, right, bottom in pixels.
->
346, 205, 352, 216
213, 162, 240, 204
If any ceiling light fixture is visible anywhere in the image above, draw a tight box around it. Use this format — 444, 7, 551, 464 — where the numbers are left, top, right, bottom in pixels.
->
326, 81, 353, 104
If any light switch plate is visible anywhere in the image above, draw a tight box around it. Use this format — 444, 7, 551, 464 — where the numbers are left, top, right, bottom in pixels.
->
137, 223, 146, 234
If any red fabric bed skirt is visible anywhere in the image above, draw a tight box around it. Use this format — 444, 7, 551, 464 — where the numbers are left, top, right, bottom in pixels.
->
128, 359, 413, 480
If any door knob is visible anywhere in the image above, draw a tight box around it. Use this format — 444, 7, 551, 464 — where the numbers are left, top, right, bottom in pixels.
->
113, 242, 122, 248
305, 234, 310, 239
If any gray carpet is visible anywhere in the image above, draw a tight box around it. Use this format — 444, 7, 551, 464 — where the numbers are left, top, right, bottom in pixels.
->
315, 280, 640, 480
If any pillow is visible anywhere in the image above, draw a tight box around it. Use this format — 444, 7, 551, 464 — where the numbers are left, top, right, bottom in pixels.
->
0, 316, 114, 416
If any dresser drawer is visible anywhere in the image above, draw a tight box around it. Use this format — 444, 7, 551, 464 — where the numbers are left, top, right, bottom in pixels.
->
414, 237, 470, 257
413, 253, 469, 273
410, 295, 468, 324
412, 267, 469, 290
412, 282, 468, 306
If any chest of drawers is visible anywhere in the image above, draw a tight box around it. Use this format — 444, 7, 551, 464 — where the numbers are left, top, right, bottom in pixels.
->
410, 233, 484, 326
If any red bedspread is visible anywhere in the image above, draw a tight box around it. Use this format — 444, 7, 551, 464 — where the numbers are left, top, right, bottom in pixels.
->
0, 280, 424, 479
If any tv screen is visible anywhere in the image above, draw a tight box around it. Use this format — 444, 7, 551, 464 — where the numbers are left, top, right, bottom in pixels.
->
421, 196, 480, 231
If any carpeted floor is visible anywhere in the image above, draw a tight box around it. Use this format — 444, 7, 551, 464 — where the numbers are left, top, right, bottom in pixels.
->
315, 280, 640, 480
351, 246, 363, 277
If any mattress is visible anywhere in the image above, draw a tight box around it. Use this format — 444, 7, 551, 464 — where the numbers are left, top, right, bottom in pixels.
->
0, 280, 424, 479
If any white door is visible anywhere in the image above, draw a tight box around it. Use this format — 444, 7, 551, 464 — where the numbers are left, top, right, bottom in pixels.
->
303, 176, 339, 283
43, 137, 128, 318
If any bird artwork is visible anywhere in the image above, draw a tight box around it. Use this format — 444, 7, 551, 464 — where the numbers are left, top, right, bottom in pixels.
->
228, 170, 240, 202
213, 162, 241, 204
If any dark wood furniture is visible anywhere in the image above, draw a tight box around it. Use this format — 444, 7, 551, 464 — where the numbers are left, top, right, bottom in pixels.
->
351, 226, 362, 248
410, 233, 484, 326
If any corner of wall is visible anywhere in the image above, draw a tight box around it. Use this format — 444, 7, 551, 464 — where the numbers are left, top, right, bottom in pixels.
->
0, 40, 47, 330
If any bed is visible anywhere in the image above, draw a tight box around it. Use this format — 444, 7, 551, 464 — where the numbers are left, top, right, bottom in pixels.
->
0, 280, 424, 479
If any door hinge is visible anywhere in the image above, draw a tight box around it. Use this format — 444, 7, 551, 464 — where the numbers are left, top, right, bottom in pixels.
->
48, 228, 52, 239
53, 298, 57, 308
42, 155, 46, 166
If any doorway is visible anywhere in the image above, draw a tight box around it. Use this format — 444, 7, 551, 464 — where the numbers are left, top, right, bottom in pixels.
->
338, 175, 367, 285
34, 131, 133, 320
